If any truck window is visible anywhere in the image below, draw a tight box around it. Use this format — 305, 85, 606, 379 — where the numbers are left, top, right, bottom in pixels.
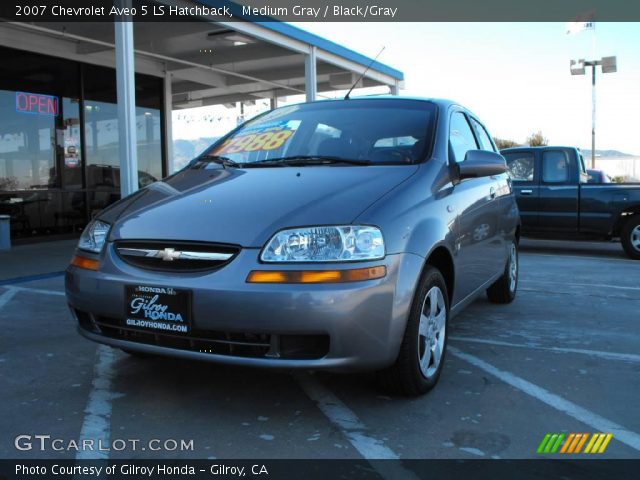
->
579, 154, 587, 174
503, 153, 535, 182
542, 150, 570, 183
449, 112, 478, 163
470, 118, 496, 152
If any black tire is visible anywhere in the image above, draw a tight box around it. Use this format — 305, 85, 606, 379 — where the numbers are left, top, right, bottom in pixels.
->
377, 266, 449, 396
486, 239, 519, 304
620, 216, 640, 260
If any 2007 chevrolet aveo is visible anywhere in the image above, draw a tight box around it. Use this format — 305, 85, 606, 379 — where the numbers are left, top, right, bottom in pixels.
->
66, 97, 520, 395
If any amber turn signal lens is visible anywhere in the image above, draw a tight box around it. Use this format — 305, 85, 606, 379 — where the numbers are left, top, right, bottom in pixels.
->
246, 266, 386, 284
70, 255, 100, 271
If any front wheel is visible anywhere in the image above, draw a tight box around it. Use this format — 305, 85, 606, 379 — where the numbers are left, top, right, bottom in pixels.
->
621, 216, 640, 260
486, 240, 518, 303
377, 266, 449, 396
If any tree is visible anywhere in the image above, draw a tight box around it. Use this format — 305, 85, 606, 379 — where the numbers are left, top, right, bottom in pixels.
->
493, 137, 520, 150
526, 131, 549, 147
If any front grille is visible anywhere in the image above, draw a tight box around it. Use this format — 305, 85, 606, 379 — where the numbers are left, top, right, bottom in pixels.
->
90, 316, 329, 360
115, 240, 240, 272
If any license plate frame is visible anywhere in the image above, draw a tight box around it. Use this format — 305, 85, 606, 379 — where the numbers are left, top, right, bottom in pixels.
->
124, 285, 192, 335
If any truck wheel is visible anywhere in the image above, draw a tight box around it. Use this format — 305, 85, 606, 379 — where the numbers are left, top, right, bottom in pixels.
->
621, 216, 640, 260
377, 266, 449, 396
486, 240, 518, 303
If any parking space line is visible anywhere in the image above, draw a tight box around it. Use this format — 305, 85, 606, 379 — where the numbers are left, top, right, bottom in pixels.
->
11, 286, 65, 296
0, 271, 64, 286
521, 280, 640, 292
0, 288, 17, 309
449, 346, 640, 452
76, 345, 117, 460
295, 373, 400, 459
295, 373, 422, 479
522, 253, 632, 264
450, 336, 640, 363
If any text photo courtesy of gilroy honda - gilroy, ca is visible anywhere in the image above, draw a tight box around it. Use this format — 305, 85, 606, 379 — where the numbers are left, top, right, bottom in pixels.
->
1, 1, 639, 479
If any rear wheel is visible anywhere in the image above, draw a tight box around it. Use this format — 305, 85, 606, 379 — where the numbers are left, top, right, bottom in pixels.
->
486, 240, 518, 303
377, 266, 449, 396
621, 216, 640, 260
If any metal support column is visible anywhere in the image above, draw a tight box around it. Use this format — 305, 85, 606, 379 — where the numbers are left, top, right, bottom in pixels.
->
390, 80, 400, 96
163, 70, 174, 174
305, 46, 317, 102
114, 9, 138, 197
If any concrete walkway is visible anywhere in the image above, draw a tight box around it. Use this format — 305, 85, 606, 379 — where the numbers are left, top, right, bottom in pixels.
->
0, 239, 77, 282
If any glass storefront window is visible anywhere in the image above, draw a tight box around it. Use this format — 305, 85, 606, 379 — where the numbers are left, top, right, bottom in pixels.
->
0, 90, 86, 236
0, 89, 57, 190
0, 46, 165, 240
83, 65, 163, 216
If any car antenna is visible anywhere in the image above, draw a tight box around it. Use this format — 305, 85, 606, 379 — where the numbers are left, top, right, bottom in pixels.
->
344, 46, 385, 100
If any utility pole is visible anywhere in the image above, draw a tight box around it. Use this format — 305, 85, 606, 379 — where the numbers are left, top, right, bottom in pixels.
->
570, 56, 617, 169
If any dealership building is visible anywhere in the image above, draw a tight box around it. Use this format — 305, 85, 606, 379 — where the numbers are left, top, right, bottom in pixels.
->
0, 1, 403, 243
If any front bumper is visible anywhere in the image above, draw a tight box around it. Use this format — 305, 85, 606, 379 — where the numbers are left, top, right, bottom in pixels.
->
65, 244, 424, 371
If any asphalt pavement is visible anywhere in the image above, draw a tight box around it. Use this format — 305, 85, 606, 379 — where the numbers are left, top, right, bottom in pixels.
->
1, 240, 638, 460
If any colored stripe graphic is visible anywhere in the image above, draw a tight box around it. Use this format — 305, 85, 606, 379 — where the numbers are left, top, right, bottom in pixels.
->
573, 433, 589, 453
539, 433, 612, 454
550, 433, 565, 453
585, 433, 614, 453
598, 434, 613, 453
584, 433, 599, 453
537, 433, 565, 453
560, 433, 575, 453
545, 434, 559, 453
537, 434, 552, 453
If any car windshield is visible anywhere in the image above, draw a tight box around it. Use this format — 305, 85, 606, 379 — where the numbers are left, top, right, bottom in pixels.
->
197, 99, 437, 167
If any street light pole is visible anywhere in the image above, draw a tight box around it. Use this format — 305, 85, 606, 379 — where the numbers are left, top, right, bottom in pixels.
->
591, 62, 596, 169
570, 56, 617, 169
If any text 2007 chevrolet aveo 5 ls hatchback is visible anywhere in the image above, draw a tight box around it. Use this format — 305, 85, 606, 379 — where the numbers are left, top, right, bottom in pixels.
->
66, 97, 520, 395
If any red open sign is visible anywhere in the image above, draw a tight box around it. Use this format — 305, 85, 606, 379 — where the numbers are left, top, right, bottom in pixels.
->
15, 91, 59, 116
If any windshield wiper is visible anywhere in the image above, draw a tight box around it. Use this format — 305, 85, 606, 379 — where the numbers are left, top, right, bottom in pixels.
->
246, 156, 370, 167
199, 155, 241, 169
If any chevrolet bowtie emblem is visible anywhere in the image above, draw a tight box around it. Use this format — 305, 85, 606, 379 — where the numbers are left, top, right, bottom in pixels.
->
157, 248, 182, 261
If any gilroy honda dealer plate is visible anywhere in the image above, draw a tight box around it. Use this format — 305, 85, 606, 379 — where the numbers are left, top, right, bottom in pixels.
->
125, 285, 192, 334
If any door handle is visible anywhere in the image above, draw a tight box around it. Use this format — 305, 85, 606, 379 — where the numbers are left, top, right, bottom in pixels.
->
489, 187, 496, 199
520, 189, 533, 195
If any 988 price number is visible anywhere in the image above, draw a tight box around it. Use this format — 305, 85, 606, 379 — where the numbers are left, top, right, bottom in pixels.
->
215, 130, 294, 155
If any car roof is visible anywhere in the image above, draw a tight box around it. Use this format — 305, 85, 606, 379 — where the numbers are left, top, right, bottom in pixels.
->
289, 95, 463, 111
283, 96, 492, 125
501, 146, 579, 152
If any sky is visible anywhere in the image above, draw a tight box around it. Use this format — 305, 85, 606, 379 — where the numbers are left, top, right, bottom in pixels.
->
172, 22, 640, 155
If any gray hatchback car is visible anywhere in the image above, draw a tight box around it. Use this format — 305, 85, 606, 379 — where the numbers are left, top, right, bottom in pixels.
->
66, 97, 520, 395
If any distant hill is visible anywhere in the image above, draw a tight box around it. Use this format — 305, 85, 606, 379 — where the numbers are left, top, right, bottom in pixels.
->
581, 149, 636, 158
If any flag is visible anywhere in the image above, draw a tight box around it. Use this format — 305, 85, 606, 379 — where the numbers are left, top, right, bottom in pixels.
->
565, 21, 595, 35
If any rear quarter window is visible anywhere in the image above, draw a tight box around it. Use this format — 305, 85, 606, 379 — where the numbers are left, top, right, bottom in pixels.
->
542, 150, 570, 183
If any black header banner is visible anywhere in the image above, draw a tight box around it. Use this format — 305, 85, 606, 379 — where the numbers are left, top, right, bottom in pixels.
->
2, 0, 640, 22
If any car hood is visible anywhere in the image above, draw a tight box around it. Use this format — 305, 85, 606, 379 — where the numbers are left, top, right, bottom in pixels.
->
103, 165, 418, 247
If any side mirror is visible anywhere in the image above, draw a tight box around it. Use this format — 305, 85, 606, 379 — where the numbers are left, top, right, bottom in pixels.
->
458, 150, 507, 180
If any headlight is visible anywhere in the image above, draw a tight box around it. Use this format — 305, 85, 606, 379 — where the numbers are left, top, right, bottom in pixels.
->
78, 220, 110, 253
261, 226, 385, 262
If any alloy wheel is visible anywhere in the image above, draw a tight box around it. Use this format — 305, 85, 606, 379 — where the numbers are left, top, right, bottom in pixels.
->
418, 286, 446, 379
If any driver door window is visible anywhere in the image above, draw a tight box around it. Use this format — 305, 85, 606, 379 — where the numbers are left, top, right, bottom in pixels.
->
449, 112, 478, 163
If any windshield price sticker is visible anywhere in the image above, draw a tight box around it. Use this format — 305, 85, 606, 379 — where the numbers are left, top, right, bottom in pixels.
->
214, 128, 295, 155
